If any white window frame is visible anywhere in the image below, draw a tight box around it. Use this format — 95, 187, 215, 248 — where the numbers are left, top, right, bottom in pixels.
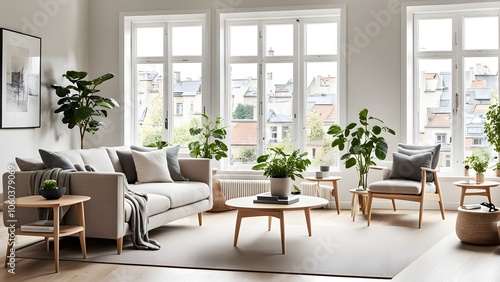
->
404, 2, 500, 175
219, 6, 346, 171
120, 11, 209, 147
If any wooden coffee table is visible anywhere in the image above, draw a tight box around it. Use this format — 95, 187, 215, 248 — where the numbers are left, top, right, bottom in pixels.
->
225, 195, 328, 254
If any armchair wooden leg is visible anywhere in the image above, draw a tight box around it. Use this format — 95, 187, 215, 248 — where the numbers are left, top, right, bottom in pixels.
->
367, 193, 373, 227
391, 199, 396, 211
418, 201, 424, 229
117, 237, 123, 255
198, 212, 203, 226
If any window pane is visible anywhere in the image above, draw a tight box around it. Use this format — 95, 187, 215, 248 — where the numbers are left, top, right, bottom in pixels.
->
463, 57, 498, 159
418, 59, 452, 169
265, 24, 293, 56
172, 26, 202, 56
229, 63, 258, 168
418, 19, 452, 51
306, 23, 337, 55
265, 63, 293, 151
136, 27, 163, 57
464, 17, 499, 50
306, 62, 337, 166
137, 63, 164, 146
230, 25, 257, 56
172, 63, 202, 146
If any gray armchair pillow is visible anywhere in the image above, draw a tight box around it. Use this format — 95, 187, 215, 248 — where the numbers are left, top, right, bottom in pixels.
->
389, 152, 433, 182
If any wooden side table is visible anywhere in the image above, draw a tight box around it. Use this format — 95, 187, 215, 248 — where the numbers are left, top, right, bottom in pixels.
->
4, 195, 90, 272
349, 188, 368, 222
305, 176, 341, 214
453, 181, 499, 206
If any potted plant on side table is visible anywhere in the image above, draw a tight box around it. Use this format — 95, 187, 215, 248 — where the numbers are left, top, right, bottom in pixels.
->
464, 153, 489, 183
327, 108, 395, 190
39, 179, 66, 200
252, 147, 311, 196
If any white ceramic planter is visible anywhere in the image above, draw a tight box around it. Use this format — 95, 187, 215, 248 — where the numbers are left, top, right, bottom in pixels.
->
270, 177, 291, 196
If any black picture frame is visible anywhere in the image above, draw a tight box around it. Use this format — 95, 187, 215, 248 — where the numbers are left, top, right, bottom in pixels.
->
0, 28, 41, 128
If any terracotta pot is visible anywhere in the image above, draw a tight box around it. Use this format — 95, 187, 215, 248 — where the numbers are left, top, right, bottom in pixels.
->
496, 170, 500, 177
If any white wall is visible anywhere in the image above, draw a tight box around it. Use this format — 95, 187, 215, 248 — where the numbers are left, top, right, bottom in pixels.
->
0, 0, 88, 176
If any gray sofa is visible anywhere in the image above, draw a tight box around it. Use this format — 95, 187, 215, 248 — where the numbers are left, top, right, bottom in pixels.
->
2, 146, 212, 254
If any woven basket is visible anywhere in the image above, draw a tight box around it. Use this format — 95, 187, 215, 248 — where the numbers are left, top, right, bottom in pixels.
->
208, 179, 235, 212
455, 208, 500, 245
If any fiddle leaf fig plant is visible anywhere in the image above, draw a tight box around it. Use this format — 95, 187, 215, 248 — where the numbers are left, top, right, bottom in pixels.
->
327, 108, 395, 189
484, 103, 500, 169
51, 71, 119, 149
188, 114, 228, 160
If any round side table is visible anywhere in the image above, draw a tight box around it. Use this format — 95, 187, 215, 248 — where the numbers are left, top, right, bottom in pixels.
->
455, 206, 500, 245
453, 181, 499, 206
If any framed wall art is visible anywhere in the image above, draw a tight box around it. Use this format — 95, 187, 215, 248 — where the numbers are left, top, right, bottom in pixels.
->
0, 28, 41, 128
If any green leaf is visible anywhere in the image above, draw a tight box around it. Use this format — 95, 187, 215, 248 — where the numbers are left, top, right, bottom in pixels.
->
92, 73, 115, 85
345, 157, 356, 168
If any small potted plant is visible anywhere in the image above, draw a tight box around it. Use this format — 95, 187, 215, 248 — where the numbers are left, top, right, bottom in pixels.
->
252, 147, 311, 196
39, 179, 66, 200
492, 162, 500, 177
464, 154, 489, 183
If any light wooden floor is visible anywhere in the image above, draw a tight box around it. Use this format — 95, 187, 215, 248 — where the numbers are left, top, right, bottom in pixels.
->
1, 209, 499, 282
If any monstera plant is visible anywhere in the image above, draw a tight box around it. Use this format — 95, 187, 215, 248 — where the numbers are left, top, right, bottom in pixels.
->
51, 71, 119, 149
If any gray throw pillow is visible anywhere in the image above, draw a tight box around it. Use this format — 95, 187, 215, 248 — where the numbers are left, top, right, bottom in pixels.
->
397, 144, 441, 169
38, 149, 76, 170
389, 152, 433, 182
130, 145, 186, 181
116, 150, 137, 184
15, 157, 46, 171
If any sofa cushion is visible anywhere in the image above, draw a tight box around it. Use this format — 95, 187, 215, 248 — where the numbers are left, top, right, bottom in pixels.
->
132, 149, 173, 183
15, 157, 46, 171
131, 145, 186, 181
369, 179, 436, 195
116, 150, 137, 184
57, 150, 86, 168
39, 149, 76, 170
129, 181, 210, 208
124, 193, 171, 222
388, 152, 432, 181
79, 147, 115, 172
105, 146, 128, 173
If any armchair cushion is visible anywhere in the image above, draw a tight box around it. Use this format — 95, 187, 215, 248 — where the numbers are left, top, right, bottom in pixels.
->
389, 152, 433, 181
369, 179, 437, 195
398, 144, 441, 169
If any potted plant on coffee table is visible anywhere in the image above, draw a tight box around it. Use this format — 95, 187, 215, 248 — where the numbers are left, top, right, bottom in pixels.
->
327, 108, 395, 190
252, 147, 311, 196
39, 179, 66, 200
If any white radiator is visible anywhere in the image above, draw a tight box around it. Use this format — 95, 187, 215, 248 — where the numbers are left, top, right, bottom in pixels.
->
218, 179, 336, 210
219, 179, 270, 200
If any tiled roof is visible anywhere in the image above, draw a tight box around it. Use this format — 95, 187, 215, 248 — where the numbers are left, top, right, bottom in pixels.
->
426, 113, 451, 128
231, 121, 257, 145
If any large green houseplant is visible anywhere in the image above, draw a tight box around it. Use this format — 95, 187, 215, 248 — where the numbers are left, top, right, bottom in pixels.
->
484, 103, 500, 176
252, 147, 311, 195
51, 71, 119, 149
327, 108, 395, 189
188, 114, 228, 161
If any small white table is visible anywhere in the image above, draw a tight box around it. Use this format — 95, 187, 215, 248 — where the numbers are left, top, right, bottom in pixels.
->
226, 195, 328, 254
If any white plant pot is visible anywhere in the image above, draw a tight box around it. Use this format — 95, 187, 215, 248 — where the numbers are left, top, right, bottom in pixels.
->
270, 177, 292, 196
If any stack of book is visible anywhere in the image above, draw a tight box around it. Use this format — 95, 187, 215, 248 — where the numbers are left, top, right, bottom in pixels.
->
20, 220, 54, 232
253, 192, 299, 205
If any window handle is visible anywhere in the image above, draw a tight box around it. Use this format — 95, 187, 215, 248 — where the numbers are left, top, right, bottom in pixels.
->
164, 117, 168, 130
453, 93, 459, 113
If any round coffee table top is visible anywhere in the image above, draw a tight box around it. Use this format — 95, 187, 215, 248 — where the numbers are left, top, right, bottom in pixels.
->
226, 195, 328, 210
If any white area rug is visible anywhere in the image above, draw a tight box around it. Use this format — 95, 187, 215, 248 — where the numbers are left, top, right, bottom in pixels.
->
15, 215, 455, 279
